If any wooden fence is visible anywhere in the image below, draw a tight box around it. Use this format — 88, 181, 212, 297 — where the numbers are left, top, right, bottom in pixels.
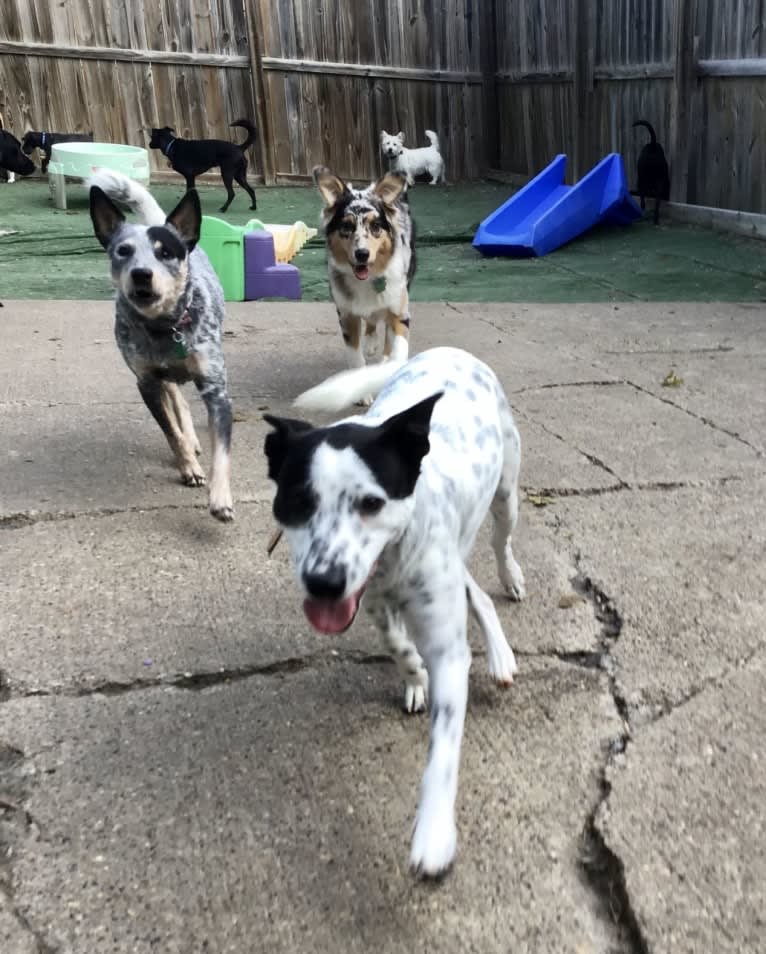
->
1, 0, 765, 212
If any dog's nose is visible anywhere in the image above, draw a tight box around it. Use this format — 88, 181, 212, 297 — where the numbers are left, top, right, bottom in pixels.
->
130, 268, 153, 285
304, 566, 347, 600
354, 248, 370, 264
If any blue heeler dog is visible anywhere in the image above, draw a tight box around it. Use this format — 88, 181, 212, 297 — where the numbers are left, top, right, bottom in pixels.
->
87, 170, 234, 521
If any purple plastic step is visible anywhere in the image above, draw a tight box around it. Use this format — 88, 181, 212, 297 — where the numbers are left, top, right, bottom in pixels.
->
244, 231, 302, 300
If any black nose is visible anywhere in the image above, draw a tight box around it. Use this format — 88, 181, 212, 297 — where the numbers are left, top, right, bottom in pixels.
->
354, 248, 370, 264
304, 567, 347, 600
131, 268, 153, 285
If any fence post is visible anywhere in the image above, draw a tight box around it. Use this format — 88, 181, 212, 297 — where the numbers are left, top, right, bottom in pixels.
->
480, 0, 499, 172
669, 0, 697, 203
243, 0, 277, 184
572, 0, 596, 181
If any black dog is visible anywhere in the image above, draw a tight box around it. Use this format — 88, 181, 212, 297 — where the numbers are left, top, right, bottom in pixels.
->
633, 120, 670, 225
0, 125, 35, 182
149, 119, 258, 213
21, 130, 94, 174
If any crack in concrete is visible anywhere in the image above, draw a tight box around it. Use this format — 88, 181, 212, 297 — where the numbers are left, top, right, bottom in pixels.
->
2, 650, 396, 702
511, 380, 621, 395
571, 559, 649, 953
621, 378, 763, 455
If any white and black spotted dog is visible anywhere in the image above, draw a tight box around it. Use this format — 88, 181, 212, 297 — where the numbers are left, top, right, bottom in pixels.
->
380, 129, 445, 186
87, 170, 234, 521
264, 347, 525, 878
312, 166, 415, 398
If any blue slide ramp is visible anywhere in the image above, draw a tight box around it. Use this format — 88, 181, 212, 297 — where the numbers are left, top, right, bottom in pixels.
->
473, 153, 642, 257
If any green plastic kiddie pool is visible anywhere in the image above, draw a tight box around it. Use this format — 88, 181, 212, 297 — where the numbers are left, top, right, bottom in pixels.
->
47, 142, 150, 210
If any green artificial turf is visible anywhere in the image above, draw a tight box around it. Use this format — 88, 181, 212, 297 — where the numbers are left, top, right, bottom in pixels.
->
1, 179, 764, 301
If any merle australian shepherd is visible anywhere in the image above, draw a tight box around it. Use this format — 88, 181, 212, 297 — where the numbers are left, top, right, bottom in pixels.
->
306, 167, 416, 409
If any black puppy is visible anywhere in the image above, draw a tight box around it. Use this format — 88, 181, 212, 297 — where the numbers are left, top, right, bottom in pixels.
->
0, 124, 35, 182
149, 119, 258, 213
633, 120, 670, 225
22, 130, 94, 174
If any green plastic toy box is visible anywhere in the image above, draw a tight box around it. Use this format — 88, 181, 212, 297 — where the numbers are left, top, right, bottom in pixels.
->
199, 216, 264, 301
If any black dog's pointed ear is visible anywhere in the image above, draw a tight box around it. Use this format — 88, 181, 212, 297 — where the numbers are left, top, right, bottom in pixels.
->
376, 392, 443, 495
89, 185, 125, 249
263, 415, 314, 481
166, 189, 201, 251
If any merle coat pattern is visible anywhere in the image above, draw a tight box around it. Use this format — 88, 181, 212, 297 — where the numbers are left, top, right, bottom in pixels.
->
87, 169, 234, 521
312, 167, 416, 403
149, 120, 257, 213
264, 347, 526, 878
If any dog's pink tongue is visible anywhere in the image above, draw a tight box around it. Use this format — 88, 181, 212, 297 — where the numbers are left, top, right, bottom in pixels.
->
354, 265, 370, 280
303, 597, 357, 634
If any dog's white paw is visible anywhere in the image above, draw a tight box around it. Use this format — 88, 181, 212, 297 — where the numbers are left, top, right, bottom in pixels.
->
210, 502, 234, 523
501, 554, 526, 602
403, 682, 427, 714
181, 467, 206, 487
487, 640, 518, 688
410, 806, 457, 880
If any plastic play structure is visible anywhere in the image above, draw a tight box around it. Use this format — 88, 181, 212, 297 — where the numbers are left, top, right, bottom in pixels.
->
48, 142, 150, 210
473, 153, 642, 257
199, 216, 314, 301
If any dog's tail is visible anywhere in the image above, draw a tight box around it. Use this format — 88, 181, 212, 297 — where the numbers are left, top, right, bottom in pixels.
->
85, 169, 165, 226
632, 119, 657, 143
424, 129, 440, 149
231, 119, 258, 151
294, 360, 405, 414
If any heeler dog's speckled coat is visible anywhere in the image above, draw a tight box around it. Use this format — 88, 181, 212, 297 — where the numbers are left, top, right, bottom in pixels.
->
311, 167, 416, 404
87, 170, 234, 521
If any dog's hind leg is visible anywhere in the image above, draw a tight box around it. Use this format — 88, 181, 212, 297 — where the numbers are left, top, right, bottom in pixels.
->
490, 404, 526, 601
137, 378, 206, 486
234, 162, 257, 210
165, 382, 201, 456
465, 568, 517, 686
368, 602, 428, 713
219, 170, 236, 213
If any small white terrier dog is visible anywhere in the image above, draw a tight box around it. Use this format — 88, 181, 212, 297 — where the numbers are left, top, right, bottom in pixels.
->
379, 129, 445, 186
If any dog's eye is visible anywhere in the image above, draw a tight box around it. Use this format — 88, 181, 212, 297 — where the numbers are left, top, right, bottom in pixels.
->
357, 495, 385, 517
339, 223, 354, 237
116, 244, 133, 258
158, 246, 174, 261
369, 222, 382, 237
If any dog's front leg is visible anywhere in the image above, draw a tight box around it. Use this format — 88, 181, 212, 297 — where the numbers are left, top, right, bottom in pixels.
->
193, 373, 234, 522
136, 377, 206, 486
383, 307, 410, 364
339, 312, 373, 405
407, 578, 470, 878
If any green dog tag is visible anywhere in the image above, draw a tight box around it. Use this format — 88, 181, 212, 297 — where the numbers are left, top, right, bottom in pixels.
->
372, 276, 387, 293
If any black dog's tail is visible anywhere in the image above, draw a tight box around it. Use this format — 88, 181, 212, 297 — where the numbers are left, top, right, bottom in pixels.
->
231, 119, 258, 151
632, 119, 657, 143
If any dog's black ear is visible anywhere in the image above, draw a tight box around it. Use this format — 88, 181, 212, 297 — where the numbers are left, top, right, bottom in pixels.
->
263, 415, 314, 481
89, 185, 126, 249
166, 189, 201, 252
313, 166, 349, 208
372, 171, 407, 207
375, 392, 443, 495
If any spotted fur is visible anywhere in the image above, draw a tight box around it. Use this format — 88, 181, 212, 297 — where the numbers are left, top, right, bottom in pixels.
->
264, 347, 526, 878
87, 169, 234, 521
311, 166, 416, 403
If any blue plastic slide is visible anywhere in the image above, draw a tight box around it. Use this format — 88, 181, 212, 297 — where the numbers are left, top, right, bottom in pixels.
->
473, 153, 642, 257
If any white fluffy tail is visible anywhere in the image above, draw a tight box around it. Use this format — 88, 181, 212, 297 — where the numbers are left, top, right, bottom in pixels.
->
425, 129, 440, 148
85, 169, 165, 226
294, 360, 405, 414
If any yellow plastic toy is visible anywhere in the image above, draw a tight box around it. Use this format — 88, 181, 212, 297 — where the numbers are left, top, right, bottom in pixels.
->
263, 221, 318, 263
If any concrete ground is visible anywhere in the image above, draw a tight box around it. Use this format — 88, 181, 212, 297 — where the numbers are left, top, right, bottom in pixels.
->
1, 299, 764, 954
